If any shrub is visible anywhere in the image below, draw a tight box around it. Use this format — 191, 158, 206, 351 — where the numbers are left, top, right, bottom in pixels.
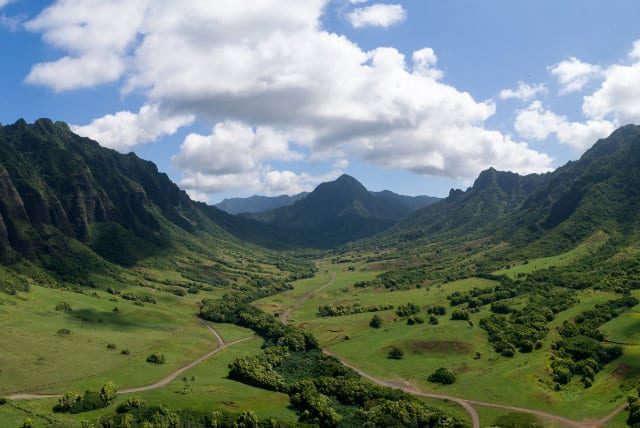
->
55, 302, 73, 312
116, 396, 145, 413
106, 343, 116, 350
0, 397, 7, 405
427, 305, 446, 315
450, 310, 469, 321
369, 314, 382, 329
388, 346, 404, 360
56, 328, 72, 337
428, 315, 439, 325
146, 352, 166, 364
428, 367, 456, 385
121, 349, 130, 355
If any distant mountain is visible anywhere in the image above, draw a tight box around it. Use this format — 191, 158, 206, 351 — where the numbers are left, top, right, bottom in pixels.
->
241, 174, 438, 247
370, 190, 440, 213
215, 192, 308, 214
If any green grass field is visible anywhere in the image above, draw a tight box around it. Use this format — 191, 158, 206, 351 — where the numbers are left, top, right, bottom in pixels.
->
276, 257, 633, 423
0, 266, 298, 426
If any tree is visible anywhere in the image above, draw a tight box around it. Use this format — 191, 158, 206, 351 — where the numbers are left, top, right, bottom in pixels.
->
370, 314, 382, 328
428, 367, 456, 385
388, 346, 404, 360
100, 381, 118, 404
146, 352, 166, 364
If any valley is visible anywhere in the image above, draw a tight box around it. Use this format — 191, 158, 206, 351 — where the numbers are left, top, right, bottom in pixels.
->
2, 121, 640, 427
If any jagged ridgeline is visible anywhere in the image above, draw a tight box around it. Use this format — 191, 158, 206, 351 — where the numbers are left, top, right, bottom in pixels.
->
0, 119, 312, 288
375, 124, 640, 257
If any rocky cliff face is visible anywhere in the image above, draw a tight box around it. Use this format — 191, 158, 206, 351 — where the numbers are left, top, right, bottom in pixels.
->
0, 118, 228, 265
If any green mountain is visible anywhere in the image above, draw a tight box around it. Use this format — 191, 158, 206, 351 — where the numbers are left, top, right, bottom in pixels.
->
215, 192, 308, 214
383, 167, 543, 244
379, 124, 640, 260
0, 118, 310, 288
241, 174, 436, 248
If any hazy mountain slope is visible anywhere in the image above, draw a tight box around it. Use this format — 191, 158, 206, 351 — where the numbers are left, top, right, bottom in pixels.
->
371, 190, 439, 212
215, 192, 308, 214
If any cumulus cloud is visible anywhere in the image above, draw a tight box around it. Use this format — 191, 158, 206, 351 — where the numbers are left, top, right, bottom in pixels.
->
348, 3, 406, 29
499, 82, 547, 101
548, 57, 602, 94
24, 0, 149, 89
179, 168, 343, 196
26, 53, 126, 91
172, 121, 301, 175
514, 101, 615, 151
582, 49, 640, 124
71, 104, 194, 151
27, 0, 554, 196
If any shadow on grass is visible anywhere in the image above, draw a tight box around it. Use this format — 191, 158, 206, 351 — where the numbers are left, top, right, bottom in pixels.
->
67, 308, 175, 332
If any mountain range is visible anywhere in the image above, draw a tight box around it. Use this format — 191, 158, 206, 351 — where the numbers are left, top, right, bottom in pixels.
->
2, 118, 640, 279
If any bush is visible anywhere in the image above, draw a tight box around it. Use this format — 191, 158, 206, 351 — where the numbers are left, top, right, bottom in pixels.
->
55, 302, 73, 312
0, 397, 7, 405
428, 367, 456, 385
450, 310, 469, 321
369, 314, 382, 329
121, 349, 130, 355
116, 396, 145, 413
388, 346, 404, 360
107, 343, 116, 350
146, 352, 166, 364
56, 328, 72, 337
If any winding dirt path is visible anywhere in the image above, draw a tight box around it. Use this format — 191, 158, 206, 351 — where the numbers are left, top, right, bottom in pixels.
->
323, 349, 481, 428
280, 269, 335, 324
7, 318, 253, 400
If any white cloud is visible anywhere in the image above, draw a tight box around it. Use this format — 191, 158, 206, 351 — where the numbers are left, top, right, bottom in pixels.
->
348, 3, 406, 29
349, 0, 368, 3
179, 168, 342, 196
28, 0, 554, 195
630, 40, 640, 60
71, 104, 194, 151
582, 50, 640, 124
26, 53, 126, 91
172, 121, 301, 175
499, 81, 547, 101
583, 64, 640, 123
0, 13, 22, 31
24, 0, 150, 89
0, 0, 13, 8
412, 47, 443, 80
514, 101, 615, 151
548, 57, 602, 94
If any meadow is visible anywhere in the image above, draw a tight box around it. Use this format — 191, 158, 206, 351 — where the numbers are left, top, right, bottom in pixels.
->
0, 266, 298, 426
271, 255, 638, 426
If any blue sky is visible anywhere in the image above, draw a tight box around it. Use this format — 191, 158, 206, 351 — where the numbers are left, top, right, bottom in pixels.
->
1, 0, 640, 202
